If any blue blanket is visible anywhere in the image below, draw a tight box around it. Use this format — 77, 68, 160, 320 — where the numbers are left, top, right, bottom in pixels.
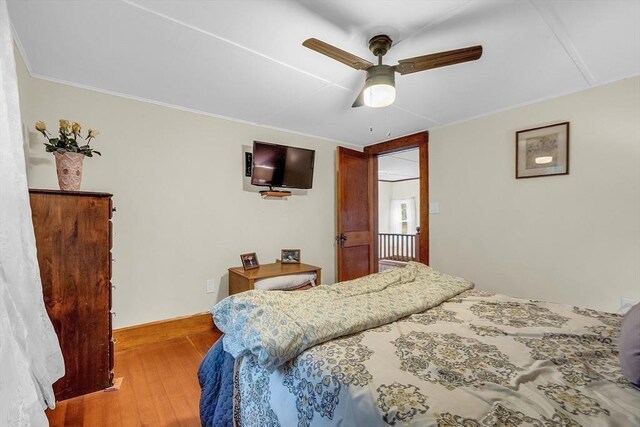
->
198, 338, 235, 427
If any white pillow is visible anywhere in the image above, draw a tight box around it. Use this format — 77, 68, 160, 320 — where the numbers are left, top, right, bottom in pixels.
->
254, 273, 316, 291
619, 302, 640, 387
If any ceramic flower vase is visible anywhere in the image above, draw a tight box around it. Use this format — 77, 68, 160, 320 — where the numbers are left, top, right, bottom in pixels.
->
54, 151, 84, 191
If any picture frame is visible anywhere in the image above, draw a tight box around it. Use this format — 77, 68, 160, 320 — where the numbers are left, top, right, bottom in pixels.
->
516, 122, 569, 179
281, 249, 301, 264
240, 252, 259, 270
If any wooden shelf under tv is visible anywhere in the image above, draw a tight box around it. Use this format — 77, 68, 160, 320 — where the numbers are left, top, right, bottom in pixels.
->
260, 190, 292, 198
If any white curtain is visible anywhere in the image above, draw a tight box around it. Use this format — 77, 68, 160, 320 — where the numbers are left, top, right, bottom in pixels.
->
389, 197, 416, 234
0, 0, 64, 425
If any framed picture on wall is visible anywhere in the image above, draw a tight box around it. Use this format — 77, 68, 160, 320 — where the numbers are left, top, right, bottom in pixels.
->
516, 122, 569, 179
240, 252, 259, 270
281, 249, 301, 264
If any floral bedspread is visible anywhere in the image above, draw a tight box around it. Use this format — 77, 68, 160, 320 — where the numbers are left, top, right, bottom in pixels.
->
214, 262, 471, 370
233, 289, 640, 426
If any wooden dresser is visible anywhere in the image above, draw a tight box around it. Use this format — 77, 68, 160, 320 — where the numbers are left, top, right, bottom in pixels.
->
29, 189, 114, 401
228, 262, 321, 295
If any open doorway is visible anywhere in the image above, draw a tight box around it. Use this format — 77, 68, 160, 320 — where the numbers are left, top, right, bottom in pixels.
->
364, 131, 429, 273
377, 148, 421, 271
336, 132, 428, 281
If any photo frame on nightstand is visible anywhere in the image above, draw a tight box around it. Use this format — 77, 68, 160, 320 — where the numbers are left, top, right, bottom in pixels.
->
240, 252, 259, 270
281, 249, 301, 264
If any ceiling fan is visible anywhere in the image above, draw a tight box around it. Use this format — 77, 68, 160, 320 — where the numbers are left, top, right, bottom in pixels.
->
303, 35, 483, 108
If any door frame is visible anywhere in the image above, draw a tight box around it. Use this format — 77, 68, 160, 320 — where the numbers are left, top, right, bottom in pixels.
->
363, 131, 429, 268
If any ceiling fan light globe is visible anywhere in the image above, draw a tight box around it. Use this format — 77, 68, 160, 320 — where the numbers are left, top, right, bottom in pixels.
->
364, 84, 396, 108
363, 65, 396, 108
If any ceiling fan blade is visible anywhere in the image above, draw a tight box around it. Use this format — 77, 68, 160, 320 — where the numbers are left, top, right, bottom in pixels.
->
352, 87, 365, 108
303, 38, 374, 71
395, 45, 483, 75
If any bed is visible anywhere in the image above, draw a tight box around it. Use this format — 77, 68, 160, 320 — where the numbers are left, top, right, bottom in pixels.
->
199, 262, 639, 426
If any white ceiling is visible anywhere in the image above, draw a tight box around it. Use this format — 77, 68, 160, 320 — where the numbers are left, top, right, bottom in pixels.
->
378, 148, 419, 181
8, 0, 640, 146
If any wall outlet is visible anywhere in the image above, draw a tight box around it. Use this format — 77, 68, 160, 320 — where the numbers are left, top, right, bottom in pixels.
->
620, 297, 638, 314
206, 279, 216, 294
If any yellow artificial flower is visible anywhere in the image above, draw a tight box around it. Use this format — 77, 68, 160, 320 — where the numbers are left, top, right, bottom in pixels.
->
37, 117, 102, 157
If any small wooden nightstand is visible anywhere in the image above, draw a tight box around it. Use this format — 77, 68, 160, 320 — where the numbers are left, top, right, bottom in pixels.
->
228, 262, 321, 295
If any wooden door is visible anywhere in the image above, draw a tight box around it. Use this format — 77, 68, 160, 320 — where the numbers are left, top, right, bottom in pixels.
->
336, 147, 374, 281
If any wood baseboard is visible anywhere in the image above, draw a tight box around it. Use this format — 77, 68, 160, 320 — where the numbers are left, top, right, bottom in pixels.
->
113, 312, 216, 351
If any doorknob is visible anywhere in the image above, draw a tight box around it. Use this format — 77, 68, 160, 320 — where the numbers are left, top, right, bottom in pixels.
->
335, 233, 347, 248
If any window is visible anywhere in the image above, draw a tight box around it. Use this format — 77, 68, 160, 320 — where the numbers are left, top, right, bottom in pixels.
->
401, 203, 408, 234
390, 197, 416, 235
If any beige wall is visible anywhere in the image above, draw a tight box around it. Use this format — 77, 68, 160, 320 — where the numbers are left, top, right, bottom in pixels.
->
429, 76, 640, 313
16, 53, 339, 328
378, 181, 392, 233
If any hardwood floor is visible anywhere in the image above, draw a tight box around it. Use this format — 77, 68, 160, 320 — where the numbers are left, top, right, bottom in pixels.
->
46, 329, 221, 426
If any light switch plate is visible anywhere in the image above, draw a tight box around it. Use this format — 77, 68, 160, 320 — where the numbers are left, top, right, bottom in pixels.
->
206, 279, 216, 294
429, 202, 440, 214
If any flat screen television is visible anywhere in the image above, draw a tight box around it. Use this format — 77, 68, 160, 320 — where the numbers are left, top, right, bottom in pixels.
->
251, 141, 315, 190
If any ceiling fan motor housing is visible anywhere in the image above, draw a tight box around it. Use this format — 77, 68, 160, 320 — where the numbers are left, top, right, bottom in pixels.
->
366, 65, 395, 87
